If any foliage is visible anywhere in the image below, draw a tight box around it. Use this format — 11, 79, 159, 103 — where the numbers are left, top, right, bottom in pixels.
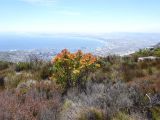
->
0, 81, 62, 120
15, 62, 32, 72
39, 63, 53, 79
134, 48, 160, 57
112, 112, 134, 120
0, 77, 4, 89
78, 108, 105, 120
154, 48, 160, 57
5, 72, 33, 89
0, 47, 160, 120
51, 49, 100, 90
111, 111, 145, 120
60, 81, 146, 120
151, 106, 160, 120
0, 61, 10, 70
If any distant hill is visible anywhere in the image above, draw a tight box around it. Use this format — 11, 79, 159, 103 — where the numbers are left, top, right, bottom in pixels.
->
0, 49, 57, 62
154, 43, 160, 48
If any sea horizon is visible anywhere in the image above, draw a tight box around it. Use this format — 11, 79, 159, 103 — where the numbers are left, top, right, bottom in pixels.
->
0, 32, 160, 53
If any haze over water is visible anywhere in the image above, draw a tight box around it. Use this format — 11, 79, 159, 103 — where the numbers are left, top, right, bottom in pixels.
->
0, 34, 104, 52
0, 33, 160, 56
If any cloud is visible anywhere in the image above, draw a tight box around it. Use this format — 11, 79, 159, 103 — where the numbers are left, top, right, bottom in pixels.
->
20, 0, 56, 5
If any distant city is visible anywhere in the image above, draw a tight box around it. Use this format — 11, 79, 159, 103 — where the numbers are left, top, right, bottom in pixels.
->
0, 32, 160, 62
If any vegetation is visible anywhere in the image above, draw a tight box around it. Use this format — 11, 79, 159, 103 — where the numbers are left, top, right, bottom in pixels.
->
0, 48, 160, 120
0, 61, 11, 71
133, 47, 160, 57
51, 49, 100, 91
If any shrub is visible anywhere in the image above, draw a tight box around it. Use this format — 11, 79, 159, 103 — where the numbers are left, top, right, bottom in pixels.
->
138, 62, 148, 69
0, 77, 4, 86
0, 81, 62, 120
39, 63, 53, 80
0, 77, 5, 90
112, 112, 134, 120
5, 73, 22, 89
78, 108, 105, 120
135, 49, 152, 57
154, 48, 160, 57
147, 67, 153, 75
154, 81, 160, 92
88, 70, 109, 83
135, 69, 145, 78
51, 49, 100, 91
0, 61, 10, 70
60, 81, 145, 119
134, 48, 160, 57
5, 72, 33, 89
151, 107, 160, 120
120, 62, 135, 82
15, 62, 32, 72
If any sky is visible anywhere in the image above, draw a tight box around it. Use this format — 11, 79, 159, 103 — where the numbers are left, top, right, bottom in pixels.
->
0, 0, 160, 33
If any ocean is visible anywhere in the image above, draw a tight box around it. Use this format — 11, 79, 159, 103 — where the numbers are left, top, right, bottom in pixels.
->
0, 34, 103, 52
0, 33, 160, 55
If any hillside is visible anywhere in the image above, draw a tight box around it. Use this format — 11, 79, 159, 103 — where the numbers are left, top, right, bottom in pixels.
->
0, 46, 160, 120
154, 43, 160, 48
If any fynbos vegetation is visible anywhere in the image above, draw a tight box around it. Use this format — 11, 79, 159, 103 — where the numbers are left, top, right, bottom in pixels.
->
0, 48, 160, 120
51, 49, 100, 91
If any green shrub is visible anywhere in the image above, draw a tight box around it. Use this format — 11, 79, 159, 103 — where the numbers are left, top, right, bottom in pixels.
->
62, 100, 73, 111
5, 73, 32, 89
135, 69, 145, 78
112, 112, 134, 120
135, 49, 152, 57
151, 107, 160, 120
5, 73, 22, 88
88, 70, 108, 83
154, 48, 160, 57
78, 108, 105, 120
39, 63, 53, 79
121, 70, 133, 82
0, 61, 10, 70
147, 67, 153, 75
15, 62, 32, 72
138, 61, 148, 69
134, 48, 160, 57
121, 62, 135, 82
0, 77, 5, 90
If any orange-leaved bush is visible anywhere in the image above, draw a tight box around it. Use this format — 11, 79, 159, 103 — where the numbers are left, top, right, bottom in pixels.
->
51, 49, 100, 91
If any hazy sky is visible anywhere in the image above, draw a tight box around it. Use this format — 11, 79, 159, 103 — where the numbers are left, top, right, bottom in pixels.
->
0, 0, 160, 33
